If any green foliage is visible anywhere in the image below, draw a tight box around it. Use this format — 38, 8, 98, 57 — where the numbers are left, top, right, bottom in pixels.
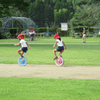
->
1, 0, 100, 29
56, 28, 69, 36
24, 0, 75, 27
0, 0, 29, 17
0, 0, 29, 31
54, 0, 74, 25
37, 27, 47, 33
0, 29, 11, 39
70, 4, 100, 32
28, 0, 44, 27
50, 23, 58, 32
44, 4, 54, 26
26, 0, 100, 27
37, 26, 57, 33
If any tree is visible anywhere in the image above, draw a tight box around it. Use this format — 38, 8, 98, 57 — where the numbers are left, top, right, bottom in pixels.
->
0, 0, 29, 17
0, 0, 29, 39
70, 4, 100, 30
44, 4, 54, 26
54, 0, 74, 25
28, 0, 44, 27
19, 0, 100, 27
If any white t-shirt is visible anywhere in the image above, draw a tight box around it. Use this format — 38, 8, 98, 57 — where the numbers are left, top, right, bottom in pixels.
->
20, 39, 27, 47
33, 31, 35, 34
29, 31, 35, 35
29, 32, 32, 35
83, 34, 86, 37
56, 39, 63, 46
99, 31, 100, 36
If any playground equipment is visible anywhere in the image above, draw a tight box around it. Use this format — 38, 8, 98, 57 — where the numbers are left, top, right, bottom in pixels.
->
1, 17, 38, 36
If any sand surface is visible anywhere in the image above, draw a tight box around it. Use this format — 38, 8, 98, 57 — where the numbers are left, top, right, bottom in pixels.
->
0, 64, 100, 79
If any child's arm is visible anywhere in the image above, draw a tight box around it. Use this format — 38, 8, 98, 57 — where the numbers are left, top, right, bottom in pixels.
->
53, 41, 58, 48
26, 42, 31, 49
62, 41, 67, 49
14, 43, 21, 46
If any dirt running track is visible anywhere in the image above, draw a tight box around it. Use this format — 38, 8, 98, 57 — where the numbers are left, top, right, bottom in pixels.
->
0, 64, 100, 80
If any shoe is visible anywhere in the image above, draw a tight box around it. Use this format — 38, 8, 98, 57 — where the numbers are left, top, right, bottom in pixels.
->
83, 42, 86, 43
21, 56, 24, 58
53, 56, 58, 60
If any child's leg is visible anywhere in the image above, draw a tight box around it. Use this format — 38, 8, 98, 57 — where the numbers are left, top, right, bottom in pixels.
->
17, 49, 24, 57
53, 49, 58, 57
29, 35, 31, 38
32, 36, 33, 40
53, 49, 58, 60
59, 49, 64, 57
59, 52, 62, 57
29, 35, 32, 41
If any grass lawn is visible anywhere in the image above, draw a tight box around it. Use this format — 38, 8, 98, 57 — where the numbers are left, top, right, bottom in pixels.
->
0, 36, 99, 43
0, 43, 100, 65
0, 37, 100, 100
0, 77, 100, 100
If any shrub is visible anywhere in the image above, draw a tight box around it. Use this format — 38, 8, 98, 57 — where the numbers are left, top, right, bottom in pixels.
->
0, 30, 11, 39
37, 27, 47, 33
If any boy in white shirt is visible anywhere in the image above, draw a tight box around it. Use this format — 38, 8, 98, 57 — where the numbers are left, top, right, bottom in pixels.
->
14, 34, 31, 58
53, 34, 67, 60
29, 29, 36, 41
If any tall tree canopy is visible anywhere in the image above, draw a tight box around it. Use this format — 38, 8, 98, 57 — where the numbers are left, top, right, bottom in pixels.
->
25, 0, 75, 27
0, 0, 29, 17
1, 0, 100, 28
70, 4, 100, 29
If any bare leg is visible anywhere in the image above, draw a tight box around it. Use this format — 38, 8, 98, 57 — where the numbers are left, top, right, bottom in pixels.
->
31, 36, 33, 41
29, 35, 31, 41
59, 52, 62, 57
17, 49, 24, 57
53, 49, 57, 57
29, 35, 31, 38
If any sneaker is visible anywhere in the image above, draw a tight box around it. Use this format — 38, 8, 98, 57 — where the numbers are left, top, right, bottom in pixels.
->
53, 56, 58, 60
21, 56, 24, 58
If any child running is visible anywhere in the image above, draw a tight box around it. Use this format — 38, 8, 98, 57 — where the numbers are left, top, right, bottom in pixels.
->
14, 34, 31, 58
53, 34, 67, 60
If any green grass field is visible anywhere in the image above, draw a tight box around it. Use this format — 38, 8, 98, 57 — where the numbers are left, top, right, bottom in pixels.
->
0, 37, 100, 100
0, 77, 100, 100
0, 43, 100, 65
0, 36, 99, 43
